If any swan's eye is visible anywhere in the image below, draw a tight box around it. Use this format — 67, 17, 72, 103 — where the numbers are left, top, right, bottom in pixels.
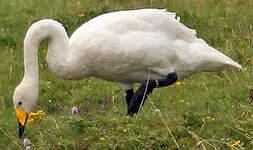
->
18, 101, 22, 105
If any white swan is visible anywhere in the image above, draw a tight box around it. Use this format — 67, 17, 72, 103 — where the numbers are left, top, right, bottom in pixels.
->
13, 9, 242, 137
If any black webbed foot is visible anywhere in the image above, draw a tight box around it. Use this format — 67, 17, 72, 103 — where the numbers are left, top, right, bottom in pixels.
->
127, 72, 178, 116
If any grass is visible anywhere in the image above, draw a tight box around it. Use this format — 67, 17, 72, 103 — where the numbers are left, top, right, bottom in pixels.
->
0, 0, 253, 149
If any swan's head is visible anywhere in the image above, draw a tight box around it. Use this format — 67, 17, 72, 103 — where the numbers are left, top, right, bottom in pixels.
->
13, 79, 39, 137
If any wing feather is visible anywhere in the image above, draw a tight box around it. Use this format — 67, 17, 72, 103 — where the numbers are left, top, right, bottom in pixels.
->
76, 9, 199, 43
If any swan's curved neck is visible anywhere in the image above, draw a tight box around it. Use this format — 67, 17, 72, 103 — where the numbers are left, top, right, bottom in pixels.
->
23, 19, 70, 81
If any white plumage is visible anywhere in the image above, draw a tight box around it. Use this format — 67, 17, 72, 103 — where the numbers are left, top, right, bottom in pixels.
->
13, 8, 241, 123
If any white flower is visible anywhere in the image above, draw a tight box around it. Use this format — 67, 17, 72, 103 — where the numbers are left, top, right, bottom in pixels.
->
155, 109, 160, 113
71, 106, 78, 114
24, 138, 31, 147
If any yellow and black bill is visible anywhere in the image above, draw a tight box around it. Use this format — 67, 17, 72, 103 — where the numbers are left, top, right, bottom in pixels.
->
15, 106, 29, 138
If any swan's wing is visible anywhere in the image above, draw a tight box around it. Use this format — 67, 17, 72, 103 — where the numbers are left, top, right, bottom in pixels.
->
68, 9, 205, 81
69, 9, 240, 82
71, 9, 200, 43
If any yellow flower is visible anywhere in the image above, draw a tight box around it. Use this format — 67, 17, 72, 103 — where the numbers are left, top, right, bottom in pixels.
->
123, 129, 127, 133
76, 1, 80, 6
29, 112, 39, 117
175, 81, 186, 86
206, 116, 215, 120
78, 13, 84, 17
180, 99, 184, 103
27, 118, 34, 124
37, 110, 44, 114
99, 137, 105, 141
28, 110, 46, 124
230, 140, 240, 147
37, 110, 46, 116
241, 67, 248, 72
175, 81, 181, 86
112, 118, 116, 121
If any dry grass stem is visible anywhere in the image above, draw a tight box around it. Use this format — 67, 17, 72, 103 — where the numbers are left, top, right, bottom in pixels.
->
150, 101, 181, 150
187, 130, 217, 150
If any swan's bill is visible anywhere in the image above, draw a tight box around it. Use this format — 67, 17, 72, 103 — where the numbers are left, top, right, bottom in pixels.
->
15, 106, 29, 137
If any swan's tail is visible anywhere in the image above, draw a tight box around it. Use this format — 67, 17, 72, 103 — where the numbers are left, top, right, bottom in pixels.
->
209, 48, 242, 71
222, 57, 242, 71
192, 42, 242, 72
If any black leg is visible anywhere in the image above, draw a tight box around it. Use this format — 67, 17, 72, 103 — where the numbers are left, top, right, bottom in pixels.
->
127, 80, 156, 116
125, 89, 134, 110
128, 72, 178, 116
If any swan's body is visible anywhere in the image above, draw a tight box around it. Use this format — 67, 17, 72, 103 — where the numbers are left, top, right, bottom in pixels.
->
13, 9, 241, 137
22, 9, 241, 84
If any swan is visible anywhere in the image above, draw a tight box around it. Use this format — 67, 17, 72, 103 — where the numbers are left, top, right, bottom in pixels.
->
13, 8, 242, 137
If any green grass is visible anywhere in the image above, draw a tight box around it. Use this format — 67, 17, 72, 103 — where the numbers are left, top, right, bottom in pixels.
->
0, 0, 253, 149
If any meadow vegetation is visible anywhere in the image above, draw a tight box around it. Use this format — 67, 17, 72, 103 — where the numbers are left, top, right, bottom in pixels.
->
0, 0, 252, 149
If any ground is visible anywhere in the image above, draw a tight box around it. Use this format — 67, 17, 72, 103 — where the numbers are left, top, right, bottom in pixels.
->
0, 0, 253, 149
